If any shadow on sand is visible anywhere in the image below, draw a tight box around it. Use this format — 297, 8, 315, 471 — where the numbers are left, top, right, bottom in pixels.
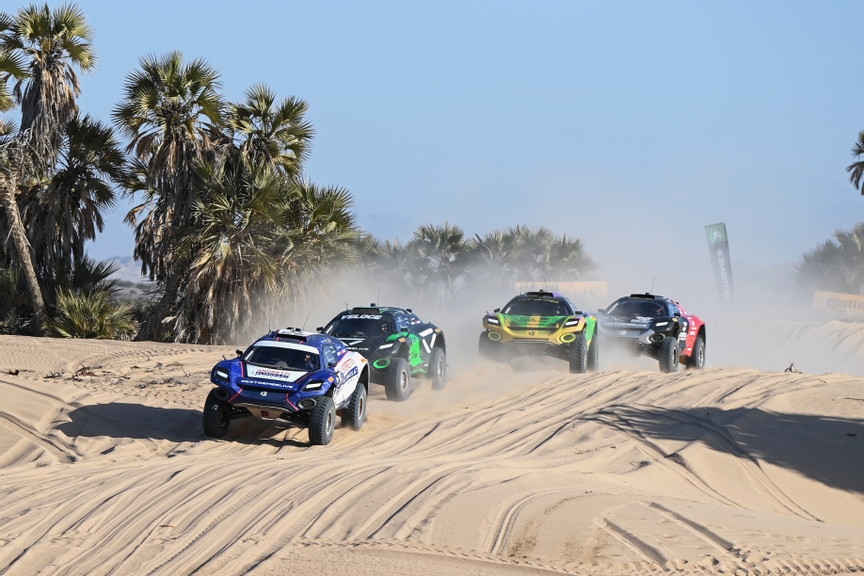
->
585, 404, 864, 494
57, 402, 312, 447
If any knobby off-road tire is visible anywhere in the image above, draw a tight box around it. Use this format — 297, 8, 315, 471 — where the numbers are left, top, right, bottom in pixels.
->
686, 336, 705, 370
202, 389, 230, 438
568, 333, 588, 374
385, 357, 411, 402
309, 396, 336, 445
587, 334, 600, 372
341, 384, 367, 431
478, 332, 501, 361
659, 336, 680, 373
427, 348, 447, 390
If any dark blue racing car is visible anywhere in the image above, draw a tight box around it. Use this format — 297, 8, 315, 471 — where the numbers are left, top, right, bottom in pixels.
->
204, 328, 370, 445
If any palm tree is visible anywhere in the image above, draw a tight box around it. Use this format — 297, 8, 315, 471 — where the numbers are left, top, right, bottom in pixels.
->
173, 158, 292, 343
226, 84, 314, 177
280, 180, 361, 304
406, 223, 470, 305
113, 51, 222, 340
18, 113, 123, 280
797, 222, 864, 295
847, 132, 864, 194
0, 4, 95, 336
468, 225, 596, 297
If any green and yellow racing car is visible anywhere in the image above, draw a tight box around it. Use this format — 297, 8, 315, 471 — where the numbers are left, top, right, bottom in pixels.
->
478, 290, 599, 373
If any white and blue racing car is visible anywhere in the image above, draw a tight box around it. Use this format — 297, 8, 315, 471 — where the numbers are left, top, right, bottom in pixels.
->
204, 328, 369, 445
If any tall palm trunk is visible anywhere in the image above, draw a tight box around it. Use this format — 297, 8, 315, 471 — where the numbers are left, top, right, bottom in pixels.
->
0, 171, 46, 335
136, 267, 183, 341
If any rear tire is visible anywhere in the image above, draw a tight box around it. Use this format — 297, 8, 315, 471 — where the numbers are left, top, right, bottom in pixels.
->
686, 336, 706, 370
587, 334, 600, 372
384, 358, 411, 401
427, 348, 447, 390
341, 384, 367, 431
309, 396, 336, 445
659, 336, 679, 373
568, 333, 587, 374
202, 389, 230, 438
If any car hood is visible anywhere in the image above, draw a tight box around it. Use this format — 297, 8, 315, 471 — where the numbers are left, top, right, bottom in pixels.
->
499, 314, 569, 329
243, 363, 308, 384
334, 333, 389, 352
597, 313, 658, 329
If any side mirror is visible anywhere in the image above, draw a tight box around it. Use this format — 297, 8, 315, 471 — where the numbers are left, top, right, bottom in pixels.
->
315, 326, 324, 332
493, 308, 501, 313
328, 361, 338, 368
235, 349, 243, 357
674, 312, 681, 317
574, 310, 582, 315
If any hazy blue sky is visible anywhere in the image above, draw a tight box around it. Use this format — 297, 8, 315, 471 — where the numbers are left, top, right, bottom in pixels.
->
33, 1, 864, 290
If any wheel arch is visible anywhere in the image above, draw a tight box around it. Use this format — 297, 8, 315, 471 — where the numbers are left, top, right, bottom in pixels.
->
359, 364, 370, 392
433, 332, 446, 353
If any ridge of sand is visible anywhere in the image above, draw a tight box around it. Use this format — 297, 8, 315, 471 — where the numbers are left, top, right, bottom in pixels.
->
0, 333, 862, 575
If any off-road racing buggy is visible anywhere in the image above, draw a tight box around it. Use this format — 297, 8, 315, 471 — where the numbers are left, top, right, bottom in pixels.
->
320, 305, 446, 402
203, 328, 369, 445
478, 291, 599, 374
595, 293, 706, 373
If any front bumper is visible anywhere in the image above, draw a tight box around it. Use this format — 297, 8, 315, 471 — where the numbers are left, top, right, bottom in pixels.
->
211, 380, 325, 418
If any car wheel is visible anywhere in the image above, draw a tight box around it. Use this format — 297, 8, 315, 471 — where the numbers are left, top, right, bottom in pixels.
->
659, 336, 679, 373
568, 333, 587, 374
341, 384, 367, 431
202, 389, 230, 438
427, 348, 447, 390
686, 336, 706, 370
309, 396, 336, 445
587, 334, 600, 372
384, 357, 411, 402
478, 332, 501, 361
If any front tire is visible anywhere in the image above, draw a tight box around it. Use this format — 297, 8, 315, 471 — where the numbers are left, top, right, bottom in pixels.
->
478, 332, 501, 361
427, 348, 447, 390
587, 334, 600, 372
385, 357, 411, 401
686, 336, 706, 370
659, 336, 680, 373
341, 385, 367, 431
202, 389, 230, 438
568, 333, 587, 374
309, 396, 336, 445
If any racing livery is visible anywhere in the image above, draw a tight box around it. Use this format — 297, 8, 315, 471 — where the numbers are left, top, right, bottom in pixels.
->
595, 293, 706, 372
320, 305, 446, 402
478, 291, 600, 373
203, 328, 369, 445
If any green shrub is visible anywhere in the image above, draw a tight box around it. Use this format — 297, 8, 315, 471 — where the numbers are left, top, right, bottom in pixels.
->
47, 290, 137, 340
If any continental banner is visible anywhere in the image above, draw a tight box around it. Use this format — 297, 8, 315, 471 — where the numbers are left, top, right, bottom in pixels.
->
705, 223, 734, 303
812, 290, 864, 315
514, 281, 608, 306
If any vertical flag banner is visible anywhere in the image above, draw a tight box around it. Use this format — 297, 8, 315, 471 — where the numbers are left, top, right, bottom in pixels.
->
705, 223, 734, 303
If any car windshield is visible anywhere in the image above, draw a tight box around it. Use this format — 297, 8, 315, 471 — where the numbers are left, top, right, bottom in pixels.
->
244, 345, 320, 371
326, 317, 395, 337
606, 299, 666, 318
503, 299, 572, 316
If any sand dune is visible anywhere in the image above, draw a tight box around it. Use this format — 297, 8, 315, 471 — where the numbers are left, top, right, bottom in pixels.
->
0, 326, 862, 575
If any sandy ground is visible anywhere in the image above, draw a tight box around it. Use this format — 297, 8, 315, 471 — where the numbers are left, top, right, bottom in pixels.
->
0, 320, 863, 576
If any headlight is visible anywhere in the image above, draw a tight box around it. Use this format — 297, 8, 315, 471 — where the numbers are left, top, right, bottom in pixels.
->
305, 381, 323, 391
215, 368, 229, 380
378, 343, 394, 350
564, 319, 580, 327
487, 317, 500, 325
654, 321, 669, 327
